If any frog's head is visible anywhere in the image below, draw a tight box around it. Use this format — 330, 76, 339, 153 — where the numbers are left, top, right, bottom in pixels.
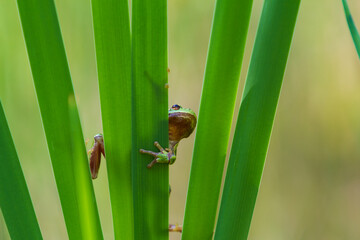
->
168, 104, 197, 141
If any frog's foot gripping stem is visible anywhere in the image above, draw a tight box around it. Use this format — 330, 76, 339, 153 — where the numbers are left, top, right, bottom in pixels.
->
89, 134, 105, 179
139, 141, 175, 168
169, 224, 182, 233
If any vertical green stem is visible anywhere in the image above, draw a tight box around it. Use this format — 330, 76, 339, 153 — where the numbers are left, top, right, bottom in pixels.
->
214, 0, 301, 239
342, 0, 360, 58
16, 0, 103, 238
91, 1, 133, 239
0, 102, 42, 240
182, 0, 253, 239
68, 96, 103, 240
131, 0, 168, 239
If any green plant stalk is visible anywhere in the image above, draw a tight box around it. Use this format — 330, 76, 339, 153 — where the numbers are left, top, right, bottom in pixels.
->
342, 0, 360, 58
181, 0, 253, 239
0, 210, 10, 240
131, 0, 168, 239
91, 1, 133, 239
214, 0, 301, 239
16, 1, 103, 239
68, 96, 103, 240
0, 102, 42, 240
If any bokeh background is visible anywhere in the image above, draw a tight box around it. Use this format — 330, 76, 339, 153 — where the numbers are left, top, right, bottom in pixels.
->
1, 0, 360, 239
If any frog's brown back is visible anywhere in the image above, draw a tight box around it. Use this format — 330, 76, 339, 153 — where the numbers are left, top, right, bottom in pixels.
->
168, 112, 196, 142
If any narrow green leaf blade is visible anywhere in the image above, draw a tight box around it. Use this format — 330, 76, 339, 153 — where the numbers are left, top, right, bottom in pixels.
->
16, 1, 103, 239
214, 0, 301, 239
0, 102, 42, 240
132, 0, 168, 239
342, 0, 360, 58
91, 1, 133, 239
68, 96, 103, 240
182, 0, 253, 239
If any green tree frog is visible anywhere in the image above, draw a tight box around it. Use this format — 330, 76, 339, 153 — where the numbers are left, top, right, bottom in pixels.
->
140, 104, 197, 168
88, 104, 197, 178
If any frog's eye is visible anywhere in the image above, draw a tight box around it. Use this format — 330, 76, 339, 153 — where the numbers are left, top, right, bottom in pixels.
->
171, 104, 181, 110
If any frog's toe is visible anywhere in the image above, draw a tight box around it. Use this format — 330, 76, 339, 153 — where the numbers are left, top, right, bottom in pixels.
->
139, 149, 158, 157
154, 141, 165, 152
169, 224, 182, 233
147, 158, 159, 168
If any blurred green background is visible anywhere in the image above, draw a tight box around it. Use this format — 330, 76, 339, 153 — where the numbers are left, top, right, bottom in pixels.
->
1, 0, 360, 239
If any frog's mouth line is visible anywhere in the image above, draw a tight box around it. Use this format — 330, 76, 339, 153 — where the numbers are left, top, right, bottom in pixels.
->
168, 111, 196, 123
169, 108, 196, 117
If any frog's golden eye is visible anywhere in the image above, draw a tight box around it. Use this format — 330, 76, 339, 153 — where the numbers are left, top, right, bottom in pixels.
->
171, 104, 181, 110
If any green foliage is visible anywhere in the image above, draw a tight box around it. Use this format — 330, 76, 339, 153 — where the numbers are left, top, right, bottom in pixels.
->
68, 96, 103, 240
181, 0, 253, 239
214, 0, 301, 239
91, 0, 133, 239
0, 102, 42, 240
342, 0, 360, 58
131, 0, 169, 239
16, 0, 103, 239
1, 0, 304, 239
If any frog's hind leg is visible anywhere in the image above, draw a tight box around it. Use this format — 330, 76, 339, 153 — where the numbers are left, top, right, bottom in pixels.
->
89, 134, 105, 179
169, 224, 182, 233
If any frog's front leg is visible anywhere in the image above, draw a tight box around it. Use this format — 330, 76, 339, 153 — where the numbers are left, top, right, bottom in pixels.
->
140, 141, 176, 168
